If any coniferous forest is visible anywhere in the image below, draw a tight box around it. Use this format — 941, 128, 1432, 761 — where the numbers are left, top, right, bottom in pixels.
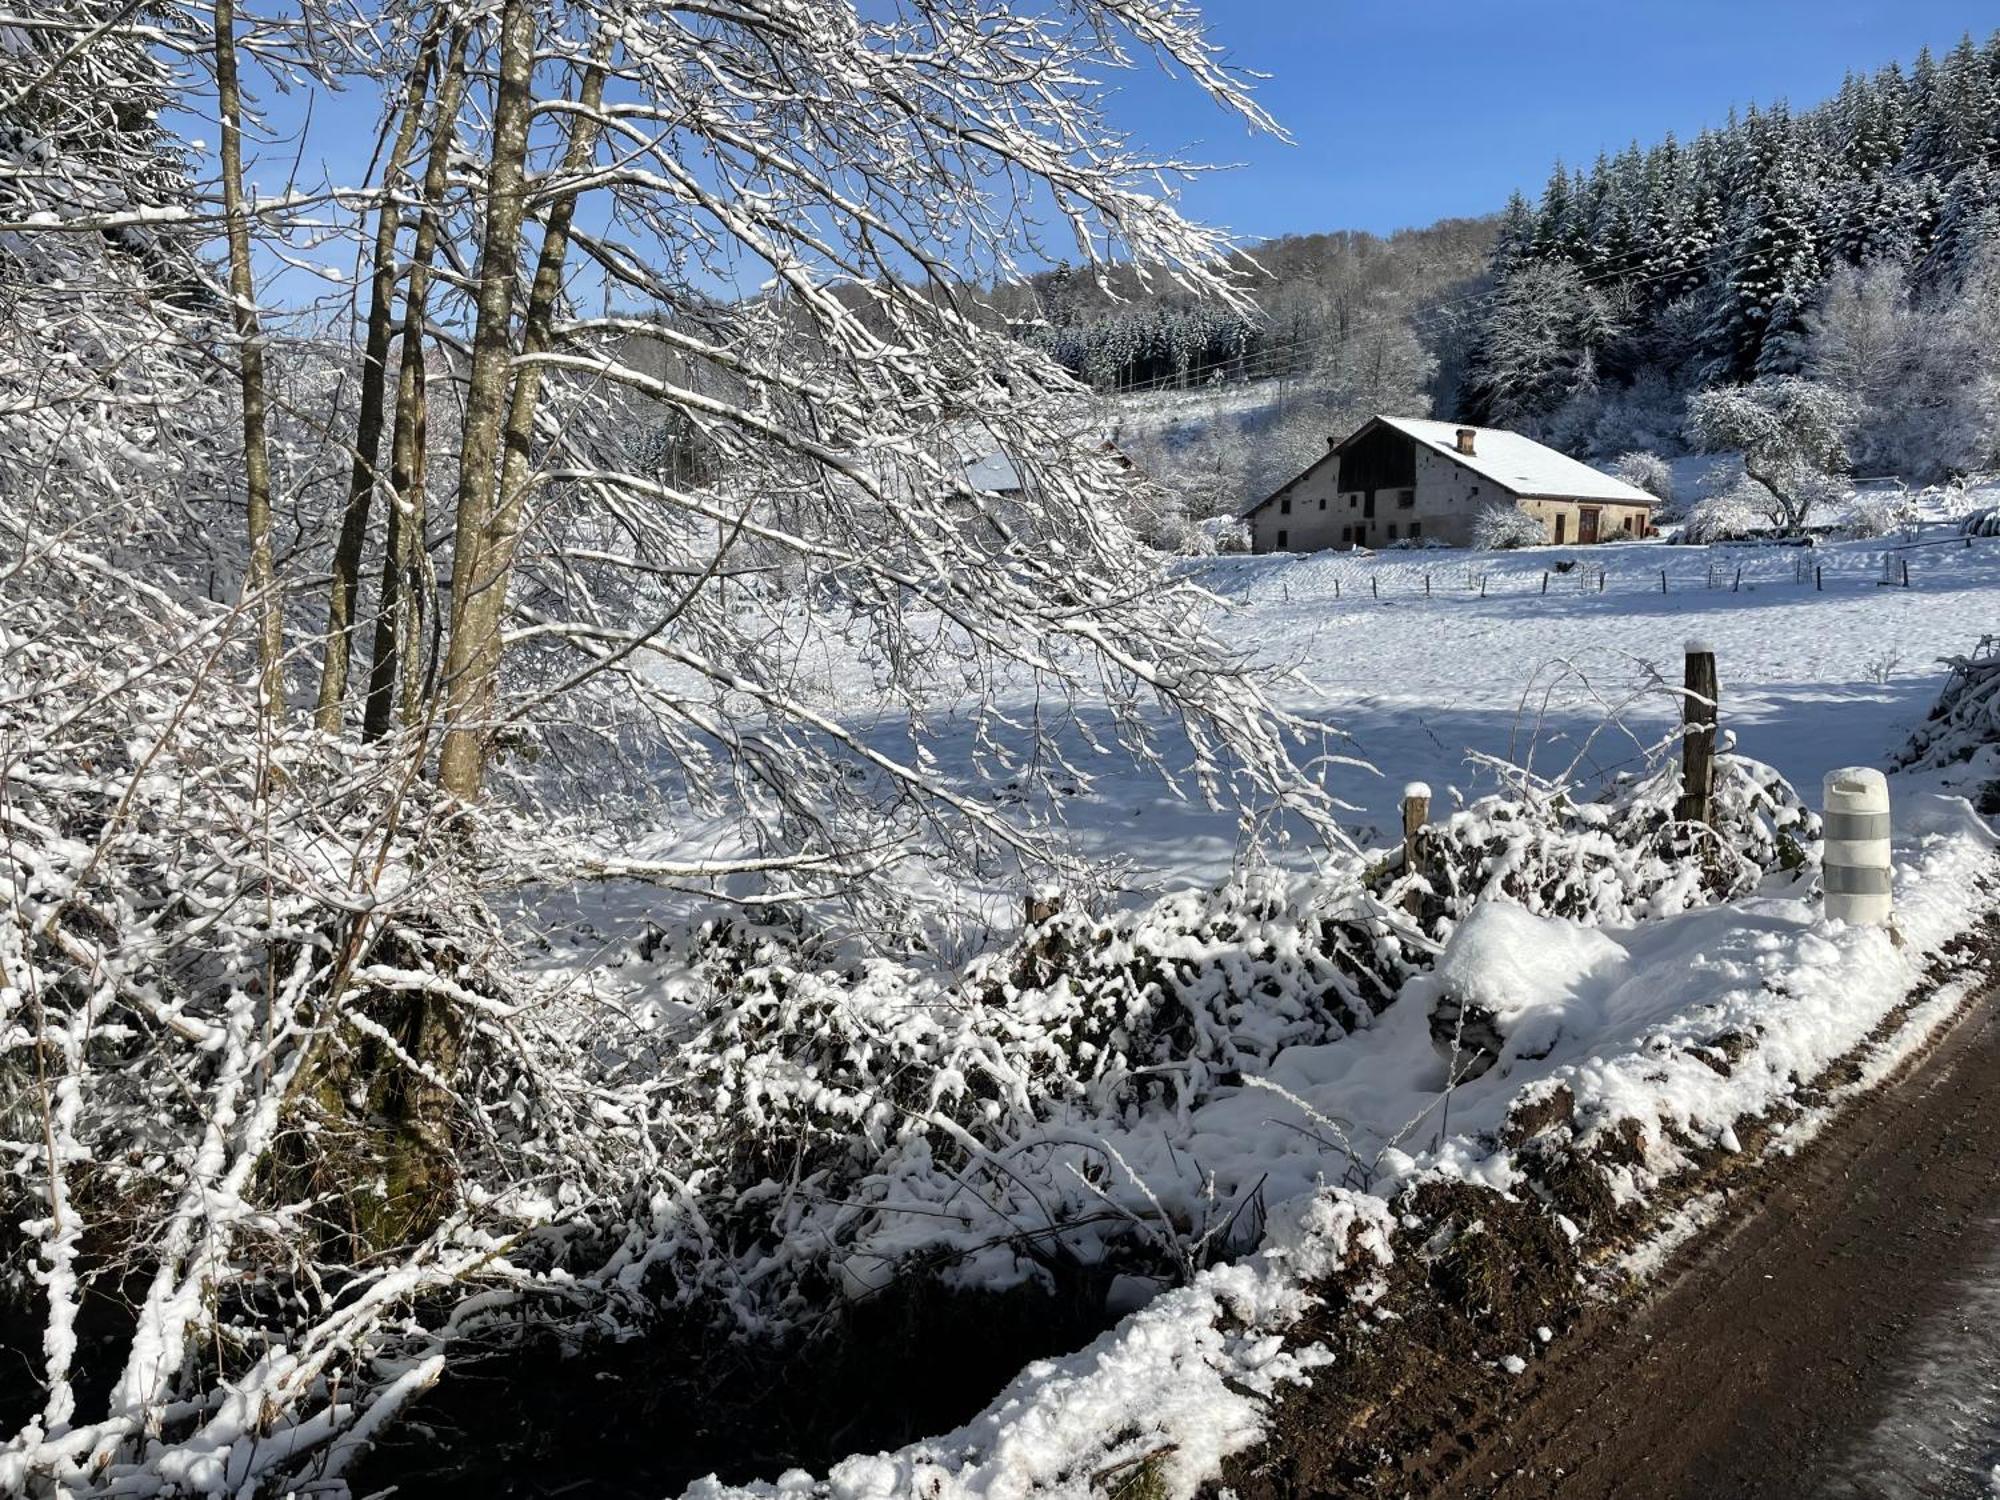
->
1062, 30, 2000, 520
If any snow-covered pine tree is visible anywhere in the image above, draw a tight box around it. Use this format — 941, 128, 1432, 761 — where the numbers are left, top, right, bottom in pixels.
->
1700, 106, 1829, 380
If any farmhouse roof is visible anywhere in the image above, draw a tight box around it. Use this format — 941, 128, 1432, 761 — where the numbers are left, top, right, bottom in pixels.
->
1376, 416, 1657, 505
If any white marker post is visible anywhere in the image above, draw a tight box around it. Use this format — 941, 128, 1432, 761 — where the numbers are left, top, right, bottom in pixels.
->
1821, 768, 1892, 927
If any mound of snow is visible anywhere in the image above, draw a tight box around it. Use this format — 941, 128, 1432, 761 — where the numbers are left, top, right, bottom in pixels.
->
1416, 904, 1630, 1077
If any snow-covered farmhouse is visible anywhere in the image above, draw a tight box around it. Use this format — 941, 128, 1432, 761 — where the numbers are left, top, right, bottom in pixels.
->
1242, 416, 1655, 553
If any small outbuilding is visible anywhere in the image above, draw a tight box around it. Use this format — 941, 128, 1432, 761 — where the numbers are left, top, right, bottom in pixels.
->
1241, 416, 1655, 553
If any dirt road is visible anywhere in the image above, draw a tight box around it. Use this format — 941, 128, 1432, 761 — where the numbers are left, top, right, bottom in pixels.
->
1430, 934, 2000, 1500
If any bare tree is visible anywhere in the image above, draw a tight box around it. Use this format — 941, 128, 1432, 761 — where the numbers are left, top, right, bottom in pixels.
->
211, 0, 283, 708
315, 27, 440, 733
364, 23, 471, 742
436, 31, 606, 798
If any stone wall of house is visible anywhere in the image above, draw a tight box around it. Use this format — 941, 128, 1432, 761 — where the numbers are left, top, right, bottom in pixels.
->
1516, 496, 1652, 546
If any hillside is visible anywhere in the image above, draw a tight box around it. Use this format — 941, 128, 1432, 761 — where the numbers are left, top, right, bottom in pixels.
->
1069, 30, 2000, 528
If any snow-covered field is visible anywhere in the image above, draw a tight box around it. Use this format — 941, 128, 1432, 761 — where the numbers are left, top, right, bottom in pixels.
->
902, 524, 2000, 899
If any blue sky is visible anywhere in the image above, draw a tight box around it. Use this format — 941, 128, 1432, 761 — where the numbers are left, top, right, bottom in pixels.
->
1113, 1, 1996, 241
223, 2, 1996, 305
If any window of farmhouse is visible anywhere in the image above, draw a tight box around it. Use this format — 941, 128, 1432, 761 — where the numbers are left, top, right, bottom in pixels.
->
1398, 489, 1415, 508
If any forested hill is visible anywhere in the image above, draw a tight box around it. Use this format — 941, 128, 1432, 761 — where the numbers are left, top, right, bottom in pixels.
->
1447, 29, 2000, 472
987, 217, 1496, 399
1098, 28, 2000, 530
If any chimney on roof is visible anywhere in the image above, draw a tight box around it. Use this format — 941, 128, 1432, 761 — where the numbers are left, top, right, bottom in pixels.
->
1455, 426, 1477, 456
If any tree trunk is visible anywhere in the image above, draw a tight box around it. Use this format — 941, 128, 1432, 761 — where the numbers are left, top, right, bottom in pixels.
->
313, 32, 438, 735
437, 39, 607, 801
213, 0, 283, 711
431, 0, 536, 800
364, 25, 469, 743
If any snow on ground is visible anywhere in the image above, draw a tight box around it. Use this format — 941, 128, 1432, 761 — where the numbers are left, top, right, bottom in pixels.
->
686, 773, 1994, 1500
582, 518, 2000, 942
1156, 529, 1996, 862
667, 524, 2000, 1500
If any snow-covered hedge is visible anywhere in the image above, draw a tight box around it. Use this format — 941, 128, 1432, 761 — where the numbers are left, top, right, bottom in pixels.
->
1894, 636, 2000, 807
1377, 751, 1818, 933
605, 745, 1820, 1348
683, 784, 1998, 1500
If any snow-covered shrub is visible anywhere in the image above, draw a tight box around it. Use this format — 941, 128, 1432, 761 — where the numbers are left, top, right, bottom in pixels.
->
1206, 515, 1252, 553
1681, 486, 1764, 543
626, 879, 1417, 1329
611, 742, 1823, 1347
1470, 503, 1546, 550
1893, 636, 2000, 807
1611, 450, 1675, 507
0, 557, 666, 1493
1377, 752, 1818, 934
1841, 486, 1922, 539
1962, 505, 2000, 539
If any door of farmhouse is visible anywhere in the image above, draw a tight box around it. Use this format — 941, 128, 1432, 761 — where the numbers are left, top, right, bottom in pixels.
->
1578, 507, 1601, 543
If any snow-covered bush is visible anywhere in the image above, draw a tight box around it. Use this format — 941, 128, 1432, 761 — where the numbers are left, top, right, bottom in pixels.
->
611, 880, 1418, 1332
1611, 450, 1676, 507
1205, 515, 1253, 553
1681, 485, 1765, 543
601, 742, 1820, 1349
1470, 503, 1547, 550
1893, 636, 2000, 808
0, 522, 646, 1496
1841, 486, 1922, 540
1963, 505, 2000, 539
1377, 751, 1818, 934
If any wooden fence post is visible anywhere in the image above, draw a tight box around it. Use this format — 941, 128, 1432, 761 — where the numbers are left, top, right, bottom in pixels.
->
1816, 566, 1823, 591
1402, 782, 1430, 917
1541, 571, 1549, 595
1372, 575, 1379, 600
1675, 641, 1718, 826
1660, 568, 1668, 594
1425, 572, 1432, 598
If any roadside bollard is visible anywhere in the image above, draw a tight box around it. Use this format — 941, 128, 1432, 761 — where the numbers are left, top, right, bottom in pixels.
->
1821, 768, 1892, 927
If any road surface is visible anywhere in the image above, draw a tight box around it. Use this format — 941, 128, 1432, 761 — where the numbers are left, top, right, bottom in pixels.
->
1430, 937, 2000, 1499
